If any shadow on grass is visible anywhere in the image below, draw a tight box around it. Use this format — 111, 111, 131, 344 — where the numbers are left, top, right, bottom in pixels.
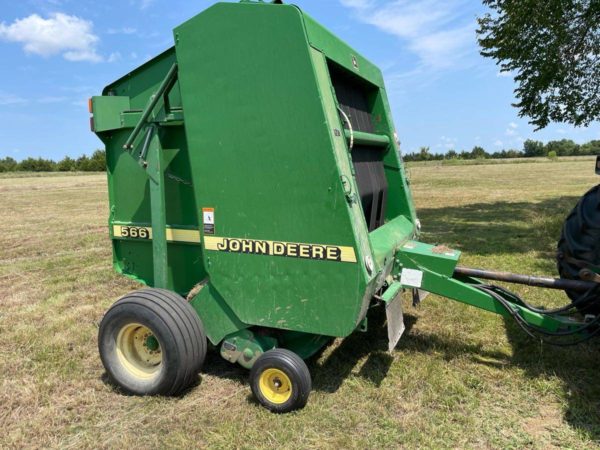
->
199, 304, 400, 395
310, 304, 396, 393
419, 192, 600, 440
504, 319, 600, 439
100, 371, 204, 398
416, 196, 580, 265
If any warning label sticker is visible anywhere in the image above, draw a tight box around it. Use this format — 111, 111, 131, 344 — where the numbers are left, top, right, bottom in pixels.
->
400, 268, 423, 288
202, 208, 215, 235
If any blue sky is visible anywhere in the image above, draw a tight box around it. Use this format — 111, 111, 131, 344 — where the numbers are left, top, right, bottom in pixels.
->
1, 0, 599, 160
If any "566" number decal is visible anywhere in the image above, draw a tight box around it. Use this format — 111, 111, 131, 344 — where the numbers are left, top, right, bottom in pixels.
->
120, 226, 150, 239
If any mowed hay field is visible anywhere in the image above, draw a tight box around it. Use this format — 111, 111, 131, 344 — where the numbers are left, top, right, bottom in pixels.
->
2, 159, 600, 449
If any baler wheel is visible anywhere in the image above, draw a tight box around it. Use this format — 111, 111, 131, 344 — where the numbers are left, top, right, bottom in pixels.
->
98, 288, 207, 396
250, 348, 311, 413
557, 184, 600, 315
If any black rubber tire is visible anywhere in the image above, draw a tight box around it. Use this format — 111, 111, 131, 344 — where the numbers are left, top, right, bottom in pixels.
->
98, 288, 207, 396
557, 184, 600, 314
250, 348, 311, 413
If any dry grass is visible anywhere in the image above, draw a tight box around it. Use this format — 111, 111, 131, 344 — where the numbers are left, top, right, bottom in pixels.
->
2, 161, 600, 449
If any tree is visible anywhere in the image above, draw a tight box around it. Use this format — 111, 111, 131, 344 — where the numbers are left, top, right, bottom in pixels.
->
505, 149, 523, 158
523, 139, 546, 157
459, 150, 472, 159
88, 149, 106, 171
580, 139, 600, 155
477, 1, 600, 129
471, 145, 488, 159
76, 155, 91, 171
0, 157, 17, 172
418, 146, 431, 161
18, 157, 56, 172
546, 139, 579, 156
57, 156, 76, 171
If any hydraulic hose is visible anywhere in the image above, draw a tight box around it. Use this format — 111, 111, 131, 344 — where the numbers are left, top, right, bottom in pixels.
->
474, 284, 600, 346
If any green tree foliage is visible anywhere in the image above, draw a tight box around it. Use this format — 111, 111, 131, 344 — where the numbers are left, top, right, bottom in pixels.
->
418, 146, 431, 161
477, 1, 600, 129
471, 146, 488, 159
523, 139, 546, 157
546, 139, 580, 156
0, 150, 106, 172
401, 138, 598, 161
57, 156, 76, 172
18, 157, 56, 172
581, 140, 600, 155
88, 149, 107, 171
0, 157, 18, 172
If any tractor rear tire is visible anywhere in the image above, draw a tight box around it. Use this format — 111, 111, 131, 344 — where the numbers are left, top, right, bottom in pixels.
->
557, 184, 600, 315
98, 288, 207, 396
250, 348, 311, 413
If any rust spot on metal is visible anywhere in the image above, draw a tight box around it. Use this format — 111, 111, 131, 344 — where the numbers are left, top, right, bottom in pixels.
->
432, 245, 452, 254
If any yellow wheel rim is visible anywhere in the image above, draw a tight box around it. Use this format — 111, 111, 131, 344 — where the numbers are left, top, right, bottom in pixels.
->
116, 323, 162, 380
258, 368, 292, 404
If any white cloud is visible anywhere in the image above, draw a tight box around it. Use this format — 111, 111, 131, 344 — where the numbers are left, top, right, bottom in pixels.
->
107, 51, 122, 63
505, 122, 519, 136
0, 92, 28, 106
340, 0, 373, 9
107, 27, 137, 35
340, 0, 476, 71
139, 0, 155, 10
438, 135, 458, 149
494, 140, 503, 147
0, 13, 102, 63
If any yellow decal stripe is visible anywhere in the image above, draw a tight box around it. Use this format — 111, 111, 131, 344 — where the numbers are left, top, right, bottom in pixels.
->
112, 225, 201, 244
203, 236, 357, 263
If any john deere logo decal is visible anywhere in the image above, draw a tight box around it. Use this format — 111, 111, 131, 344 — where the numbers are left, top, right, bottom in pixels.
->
203, 236, 357, 263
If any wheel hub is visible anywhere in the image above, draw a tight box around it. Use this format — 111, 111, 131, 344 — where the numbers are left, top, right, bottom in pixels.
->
116, 323, 162, 379
259, 368, 292, 404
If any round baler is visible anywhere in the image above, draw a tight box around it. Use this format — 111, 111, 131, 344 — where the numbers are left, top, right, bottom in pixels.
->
90, 0, 600, 413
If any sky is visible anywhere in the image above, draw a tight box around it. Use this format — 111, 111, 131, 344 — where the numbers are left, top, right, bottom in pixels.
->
1, 0, 599, 161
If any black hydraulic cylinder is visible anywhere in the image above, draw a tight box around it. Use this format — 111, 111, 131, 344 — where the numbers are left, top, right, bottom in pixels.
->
454, 266, 598, 292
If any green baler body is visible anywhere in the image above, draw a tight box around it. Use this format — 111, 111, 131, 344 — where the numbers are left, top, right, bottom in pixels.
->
92, 2, 418, 346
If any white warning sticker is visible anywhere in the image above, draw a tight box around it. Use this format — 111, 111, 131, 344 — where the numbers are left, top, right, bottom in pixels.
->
202, 208, 215, 235
400, 268, 423, 288
203, 208, 214, 224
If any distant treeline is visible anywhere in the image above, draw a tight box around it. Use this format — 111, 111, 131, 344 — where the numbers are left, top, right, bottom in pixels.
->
2, 138, 599, 171
0, 150, 106, 172
403, 139, 600, 161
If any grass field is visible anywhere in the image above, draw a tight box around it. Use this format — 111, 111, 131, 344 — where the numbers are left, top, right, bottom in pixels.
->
2, 160, 600, 449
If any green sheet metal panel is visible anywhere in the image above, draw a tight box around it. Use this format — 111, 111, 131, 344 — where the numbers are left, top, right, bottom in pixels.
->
304, 9, 417, 228
174, 2, 374, 337
94, 50, 207, 295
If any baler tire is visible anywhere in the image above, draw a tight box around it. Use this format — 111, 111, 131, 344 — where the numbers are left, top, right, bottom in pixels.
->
141, 288, 207, 380
557, 184, 600, 315
250, 348, 311, 413
98, 288, 207, 396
